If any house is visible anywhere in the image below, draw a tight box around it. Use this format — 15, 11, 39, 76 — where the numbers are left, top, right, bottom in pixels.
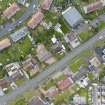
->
0, 79, 10, 89
65, 32, 80, 48
51, 36, 66, 53
43, 86, 58, 97
28, 96, 49, 105
77, 76, 89, 88
22, 55, 40, 77
91, 84, 105, 105
3, 2, 20, 19
83, 0, 105, 14
73, 94, 86, 105
62, 7, 84, 28
41, 0, 53, 10
57, 77, 73, 91
5, 62, 24, 80
89, 57, 101, 68
27, 11, 44, 29
0, 38, 11, 51
36, 44, 56, 65
10, 27, 29, 42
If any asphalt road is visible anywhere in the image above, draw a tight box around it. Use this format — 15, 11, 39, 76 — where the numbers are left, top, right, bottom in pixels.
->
0, 0, 38, 37
0, 28, 105, 104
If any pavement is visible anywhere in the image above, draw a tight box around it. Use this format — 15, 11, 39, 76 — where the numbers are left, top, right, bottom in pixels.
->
0, 0, 38, 37
0, 28, 105, 104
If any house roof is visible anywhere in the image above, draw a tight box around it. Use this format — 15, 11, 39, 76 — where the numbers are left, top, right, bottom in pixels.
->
5, 62, 22, 79
83, 1, 103, 14
89, 57, 101, 67
0, 38, 11, 51
45, 86, 58, 97
66, 32, 78, 42
57, 77, 73, 91
0, 79, 9, 88
28, 97, 48, 105
27, 11, 44, 29
10, 27, 29, 42
36, 44, 52, 62
22, 55, 39, 75
41, 0, 53, 10
62, 7, 83, 27
3, 2, 20, 19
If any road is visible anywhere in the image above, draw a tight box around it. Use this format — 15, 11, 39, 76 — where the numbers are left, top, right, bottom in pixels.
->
0, 0, 38, 37
0, 28, 105, 104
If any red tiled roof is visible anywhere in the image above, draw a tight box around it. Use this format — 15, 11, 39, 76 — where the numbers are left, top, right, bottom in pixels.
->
0, 38, 11, 51
57, 77, 73, 91
27, 11, 44, 29
41, 0, 53, 10
83, 1, 103, 14
3, 2, 20, 19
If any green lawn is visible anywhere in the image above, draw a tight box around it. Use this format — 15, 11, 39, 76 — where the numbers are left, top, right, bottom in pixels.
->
79, 30, 94, 43
69, 49, 93, 73
97, 21, 105, 31
0, 36, 33, 64
94, 38, 105, 47
58, 16, 70, 33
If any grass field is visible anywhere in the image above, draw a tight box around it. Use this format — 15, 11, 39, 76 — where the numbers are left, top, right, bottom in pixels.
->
0, 36, 33, 65
79, 30, 94, 43
69, 49, 93, 73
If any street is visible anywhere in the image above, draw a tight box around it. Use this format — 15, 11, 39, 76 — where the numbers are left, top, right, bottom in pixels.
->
0, 28, 105, 104
0, 0, 38, 37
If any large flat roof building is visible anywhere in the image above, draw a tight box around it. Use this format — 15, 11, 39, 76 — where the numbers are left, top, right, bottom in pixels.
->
62, 7, 84, 28
10, 27, 29, 42
0, 38, 11, 51
3, 2, 20, 19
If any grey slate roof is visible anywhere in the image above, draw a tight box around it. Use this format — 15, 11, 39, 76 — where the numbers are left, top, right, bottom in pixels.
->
62, 7, 83, 27
10, 26, 29, 42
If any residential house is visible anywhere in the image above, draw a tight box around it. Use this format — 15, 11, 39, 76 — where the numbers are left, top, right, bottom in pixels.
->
62, 7, 84, 28
91, 84, 105, 105
41, 0, 53, 10
28, 96, 50, 105
51, 36, 65, 53
77, 76, 89, 88
65, 32, 80, 48
10, 26, 29, 42
5, 62, 24, 80
57, 77, 73, 91
0, 79, 10, 96
22, 55, 40, 77
0, 38, 11, 51
0, 79, 10, 90
83, 0, 105, 14
40, 86, 59, 97
89, 57, 101, 68
36, 44, 56, 65
73, 94, 86, 105
3, 2, 20, 19
27, 11, 44, 29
